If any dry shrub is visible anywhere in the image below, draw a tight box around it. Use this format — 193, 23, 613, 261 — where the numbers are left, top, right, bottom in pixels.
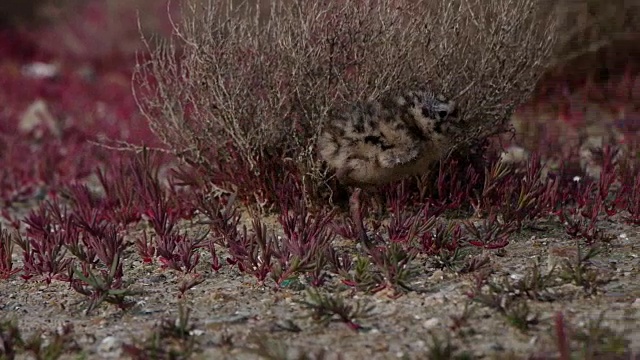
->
135, 0, 556, 209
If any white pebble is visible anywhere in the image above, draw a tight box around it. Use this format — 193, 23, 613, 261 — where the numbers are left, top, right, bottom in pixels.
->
422, 317, 440, 329
97, 336, 120, 353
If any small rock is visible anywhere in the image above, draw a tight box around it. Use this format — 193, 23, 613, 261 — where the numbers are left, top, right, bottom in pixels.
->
510, 273, 524, 281
632, 298, 640, 308
97, 336, 121, 354
554, 283, 583, 296
206, 313, 250, 325
18, 100, 61, 137
2, 302, 20, 311
500, 146, 528, 164
22, 62, 59, 79
430, 270, 444, 281
142, 274, 167, 284
410, 340, 426, 351
422, 317, 440, 329
423, 292, 446, 305
189, 329, 205, 336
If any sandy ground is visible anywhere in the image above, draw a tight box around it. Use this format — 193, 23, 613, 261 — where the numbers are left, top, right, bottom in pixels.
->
2, 212, 639, 359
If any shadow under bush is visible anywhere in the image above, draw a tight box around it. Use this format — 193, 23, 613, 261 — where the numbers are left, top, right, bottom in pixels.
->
531, 0, 640, 101
0, 0, 58, 28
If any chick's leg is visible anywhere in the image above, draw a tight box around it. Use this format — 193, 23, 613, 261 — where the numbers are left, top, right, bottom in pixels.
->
335, 164, 371, 246
349, 188, 371, 246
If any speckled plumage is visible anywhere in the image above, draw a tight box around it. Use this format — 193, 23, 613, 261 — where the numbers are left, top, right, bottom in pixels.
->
318, 89, 461, 187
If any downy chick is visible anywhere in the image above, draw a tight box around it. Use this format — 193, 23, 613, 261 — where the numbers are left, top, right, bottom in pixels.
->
318, 89, 461, 245
319, 89, 461, 188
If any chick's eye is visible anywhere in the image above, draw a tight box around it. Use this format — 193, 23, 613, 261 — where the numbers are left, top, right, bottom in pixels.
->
438, 110, 449, 118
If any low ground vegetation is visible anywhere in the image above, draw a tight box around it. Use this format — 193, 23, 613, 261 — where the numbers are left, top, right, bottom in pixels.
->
1, 0, 639, 359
